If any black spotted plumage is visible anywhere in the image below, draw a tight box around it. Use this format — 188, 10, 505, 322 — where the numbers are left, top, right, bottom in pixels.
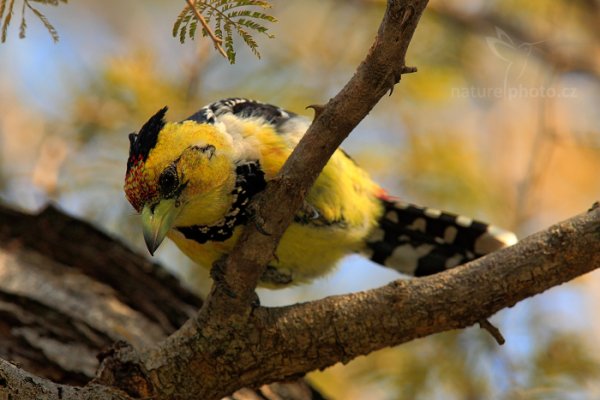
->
366, 200, 495, 277
177, 160, 266, 244
184, 106, 216, 125
184, 98, 296, 132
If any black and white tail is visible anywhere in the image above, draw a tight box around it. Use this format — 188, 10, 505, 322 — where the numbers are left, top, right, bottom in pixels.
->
365, 200, 517, 277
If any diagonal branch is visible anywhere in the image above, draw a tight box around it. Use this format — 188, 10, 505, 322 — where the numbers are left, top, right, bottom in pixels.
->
207, 0, 428, 312
95, 207, 600, 400
253, 206, 600, 373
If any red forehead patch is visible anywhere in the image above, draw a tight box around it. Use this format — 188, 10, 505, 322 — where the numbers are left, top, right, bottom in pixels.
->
124, 155, 158, 212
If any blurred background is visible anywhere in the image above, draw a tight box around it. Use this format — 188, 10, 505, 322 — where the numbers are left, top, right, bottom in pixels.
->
0, 0, 599, 398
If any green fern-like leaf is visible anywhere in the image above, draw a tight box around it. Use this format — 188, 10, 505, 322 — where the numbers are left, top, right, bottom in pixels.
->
180, 13, 191, 44
18, 0, 25, 38
173, 0, 277, 64
224, 18, 234, 62
25, 0, 59, 42
0, 0, 7, 24
1, 0, 15, 43
29, 0, 64, 5
188, 18, 197, 39
1, 0, 64, 43
173, 6, 192, 43
213, 11, 223, 40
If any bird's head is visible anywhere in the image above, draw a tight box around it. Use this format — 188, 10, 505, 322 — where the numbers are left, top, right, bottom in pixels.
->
124, 107, 236, 255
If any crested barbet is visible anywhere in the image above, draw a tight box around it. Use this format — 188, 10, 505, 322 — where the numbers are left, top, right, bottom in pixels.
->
124, 98, 517, 287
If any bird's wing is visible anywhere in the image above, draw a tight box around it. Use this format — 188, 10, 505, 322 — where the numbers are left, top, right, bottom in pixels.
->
184, 98, 298, 133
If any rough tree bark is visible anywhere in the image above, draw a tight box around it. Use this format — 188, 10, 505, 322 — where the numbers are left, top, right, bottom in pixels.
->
0, 204, 321, 400
1, 0, 598, 399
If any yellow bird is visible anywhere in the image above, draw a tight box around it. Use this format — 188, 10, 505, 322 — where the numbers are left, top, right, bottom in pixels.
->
124, 98, 516, 287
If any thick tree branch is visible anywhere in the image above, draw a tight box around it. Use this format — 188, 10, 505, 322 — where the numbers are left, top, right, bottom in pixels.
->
2, 206, 598, 399
253, 206, 600, 371
96, 206, 600, 400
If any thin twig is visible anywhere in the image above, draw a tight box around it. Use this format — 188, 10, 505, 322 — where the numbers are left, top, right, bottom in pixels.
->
479, 319, 506, 345
185, 0, 227, 59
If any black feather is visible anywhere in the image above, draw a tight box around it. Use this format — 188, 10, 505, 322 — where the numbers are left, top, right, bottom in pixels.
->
127, 107, 168, 171
184, 98, 296, 132
230, 99, 296, 126
367, 200, 493, 277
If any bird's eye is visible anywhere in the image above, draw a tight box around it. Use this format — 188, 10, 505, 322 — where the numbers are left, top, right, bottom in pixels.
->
158, 165, 179, 198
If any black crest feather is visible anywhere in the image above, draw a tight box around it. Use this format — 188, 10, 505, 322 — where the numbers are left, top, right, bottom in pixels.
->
127, 107, 168, 171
